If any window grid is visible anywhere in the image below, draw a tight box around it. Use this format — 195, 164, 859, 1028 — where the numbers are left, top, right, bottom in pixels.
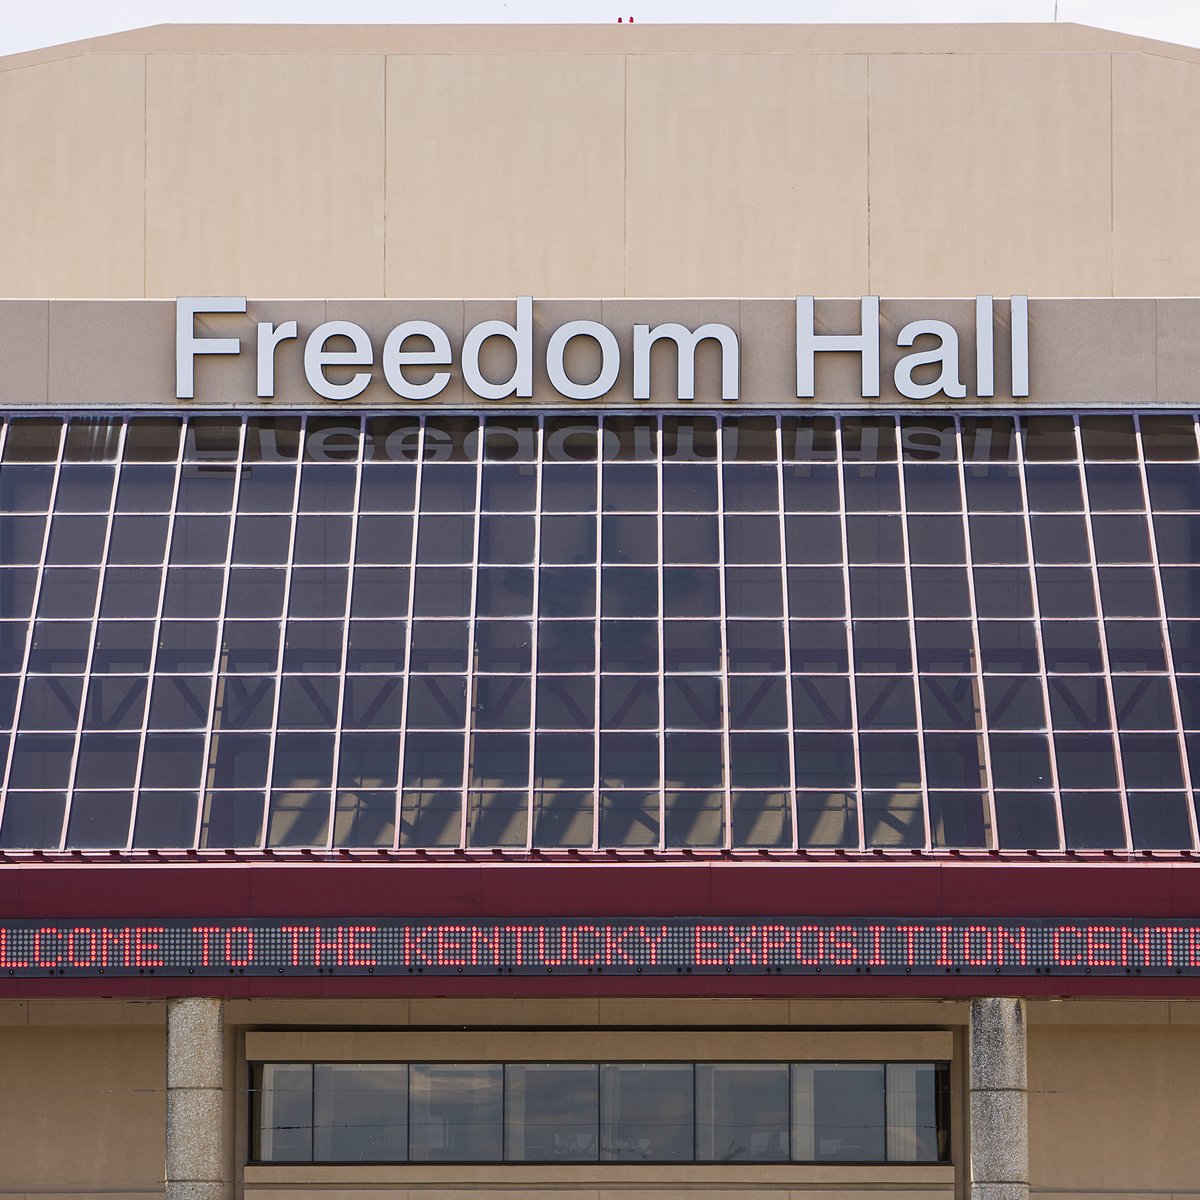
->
0, 413, 1199, 854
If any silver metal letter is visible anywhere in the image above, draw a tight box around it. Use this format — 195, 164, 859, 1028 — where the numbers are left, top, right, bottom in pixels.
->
1011, 296, 1030, 397
175, 296, 245, 399
303, 320, 373, 401
894, 319, 967, 400
976, 296, 994, 398
462, 296, 534, 400
382, 321, 452, 401
632, 323, 739, 401
256, 320, 298, 398
796, 296, 880, 399
546, 320, 620, 401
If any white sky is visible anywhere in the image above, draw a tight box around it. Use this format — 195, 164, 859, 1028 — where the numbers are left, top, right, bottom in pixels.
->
3, 0, 1200, 58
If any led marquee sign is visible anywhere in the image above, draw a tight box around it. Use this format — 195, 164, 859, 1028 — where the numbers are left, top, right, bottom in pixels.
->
2, 917, 1197, 978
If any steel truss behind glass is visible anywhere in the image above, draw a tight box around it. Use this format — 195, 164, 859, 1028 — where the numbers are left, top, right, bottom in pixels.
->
0, 410, 1198, 854
252, 1059, 950, 1165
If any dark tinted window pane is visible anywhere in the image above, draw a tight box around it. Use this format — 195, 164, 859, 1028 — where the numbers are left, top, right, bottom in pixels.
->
962, 417, 1016, 462
601, 1064, 694, 1162
65, 791, 134, 849
1129, 792, 1193, 850
929, 791, 991, 849
1024, 464, 1083, 511
1091, 515, 1151, 564
984, 676, 1046, 730
964, 465, 1023, 511
1141, 415, 1198, 461
1085, 463, 1145, 511
988, 733, 1052, 787
409, 1066, 503, 1162
994, 791, 1059, 849
1121, 733, 1184, 788
787, 568, 846, 618
1080, 416, 1138, 461
1048, 677, 1111, 731
696, 1065, 789, 1162
505, 1065, 599, 1162
843, 465, 899, 512
1054, 733, 1118, 789
1022, 416, 1077, 461
1061, 792, 1126, 850
782, 464, 840, 511
973, 568, 1034, 618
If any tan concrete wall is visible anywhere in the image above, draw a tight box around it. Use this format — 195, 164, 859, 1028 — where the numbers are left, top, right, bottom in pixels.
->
0, 1022, 165, 1194
3, 23, 1200, 299
1029, 1022, 1200, 1195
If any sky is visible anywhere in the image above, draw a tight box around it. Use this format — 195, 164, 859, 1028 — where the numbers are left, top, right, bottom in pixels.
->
3, 0, 1200, 57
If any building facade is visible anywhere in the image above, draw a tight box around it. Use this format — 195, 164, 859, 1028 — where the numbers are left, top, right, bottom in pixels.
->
3, 20, 1200, 1200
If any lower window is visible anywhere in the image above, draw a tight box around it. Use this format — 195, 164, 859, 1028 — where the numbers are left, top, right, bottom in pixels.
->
251, 1059, 950, 1165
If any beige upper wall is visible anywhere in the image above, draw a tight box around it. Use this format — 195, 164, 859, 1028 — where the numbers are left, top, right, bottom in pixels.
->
2, 22, 1200, 299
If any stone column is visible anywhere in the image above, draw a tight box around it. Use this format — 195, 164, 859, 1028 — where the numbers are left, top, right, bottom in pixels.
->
969, 996, 1029, 1200
166, 997, 226, 1200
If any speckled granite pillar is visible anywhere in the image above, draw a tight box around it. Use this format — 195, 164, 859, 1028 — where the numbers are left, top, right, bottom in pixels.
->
970, 996, 1029, 1200
166, 997, 226, 1200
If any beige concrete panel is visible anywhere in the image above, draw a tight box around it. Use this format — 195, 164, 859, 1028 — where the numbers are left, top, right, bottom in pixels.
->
0, 1025, 164, 1189
1028, 1024, 1200, 1189
1029, 299, 1156, 408
246, 1028, 951, 1062
789, 998, 968, 1025
225, 997, 411, 1025
48, 300, 177, 408
0, 54, 145, 297
625, 55, 868, 298
868, 53, 1112, 297
385, 55, 625, 298
599, 996, 790, 1025
1027, 999, 1171, 1025
1114, 55, 1200, 295
408, 997, 600, 1025
0, 302, 48, 407
146, 55, 385, 298
27, 997, 165, 1025
600, 298, 741, 407
0, 1001, 27, 1025
1155, 300, 1200, 406
326, 299, 465, 407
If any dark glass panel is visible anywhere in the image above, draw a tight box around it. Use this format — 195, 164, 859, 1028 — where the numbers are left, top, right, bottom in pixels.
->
157, 621, 218, 673
1084, 462, 1145, 511
281, 620, 344, 674
1105, 620, 1166, 672
1021, 416, 1077, 461
534, 732, 595, 790
171, 514, 231, 565
149, 676, 213, 729
855, 675, 916, 729
730, 732, 790, 788
53, 464, 115, 511
294, 514, 353, 564
900, 416, 956, 462
983, 676, 1046, 730
65, 791, 134, 849
903, 462, 962, 511
599, 732, 659, 787
364, 416, 421, 463
37, 566, 99, 617
133, 791, 200, 849
722, 464, 779, 511
174, 464, 235, 512
0, 514, 47, 565
405, 676, 468, 729
532, 787, 592, 844
600, 620, 659, 673
1024, 464, 1083, 512
535, 675, 593, 731
730, 791, 791, 848
538, 621, 595, 673
423, 416, 479, 463
344, 622, 406, 674
1163, 570, 1200, 618
1146, 463, 1200, 511
277, 676, 339, 729
99, 567, 162, 619
987, 733, 1052, 787
358, 462, 417, 514
419, 463, 477, 512
0, 791, 65, 849
664, 790, 724, 848
972, 567, 1034, 618
1097, 567, 1161, 618
1036, 568, 1097, 619
415, 513, 474, 564
597, 1065, 691, 1156
108, 514, 169, 565
19, 676, 84, 730
791, 676, 853, 729
505, 1064, 599, 1162
663, 620, 721, 673
46, 515, 108, 565
908, 515, 966, 565
781, 416, 838, 461
852, 621, 912, 673
236, 464, 297, 512
728, 675, 788, 729
399, 790, 461, 847
783, 514, 842, 564
602, 513, 657, 564
1113, 675, 1176, 729
859, 732, 921, 788
795, 790, 857, 848
1153, 513, 1200, 563
544, 416, 598, 462
962, 418, 1022, 461
3, 418, 62, 462
1030, 515, 1089, 564
601, 566, 658, 617
993, 791, 1060, 849
602, 463, 657, 512
599, 676, 658, 729
928, 791, 991, 849
225, 567, 286, 618
199, 790, 264, 848
1048, 676, 1111, 731
695, 1064, 789, 1162
963, 464, 1023, 511
1041, 621, 1103, 673
602, 416, 657, 462
25, 621, 86, 673
662, 464, 718, 512
849, 567, 909, 619
862, 792, 924, 848
1128, 792, 1193, 850
786, 568, 846, 618
842, 416, 897, 462
478, 515, 535, 564
540, 463, 596, 512
914, 621, 975, 673
726, 567, 782, 618
140, 732, 205, 789
472, 676, 531, 730
469, 732, 529, 789
724, 514, 782, 565
1053, 733, 1119, 789
350, 566, 410, 618
243, 417, 301, 463
723, 415, 777, 462
1080, 415, 1138, 461
0, 465, 53, 510
83, 675, 148, 731
846, 514, 903, 563
1061, 792, 1126, 850
664, 678, 723, 729
411, 567, 473, 617
726, 620, 786, 672
979, 621, 1040, 673
782, 464, 840, 511
213, 676, 273, 729
540, 514, 596, 565
332, 791, 396, 848
74, 732, 141, 788
221, 621, 280, 674
539, 567, 596, 618
0, 568, 35, 616
297, 465, 357, 511
1120, 732, 1185, 788
920, 676, 982, 730
842, 464, 899, 512
303, 417, 360, 464
661, 416, 717, 461
342, 676, 403, 730
266, 790, 330, 848
1140, 414, 1198, 461
1091, 514, 1151, 564
474, 567, 533, 618
598, 790, 658, 847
